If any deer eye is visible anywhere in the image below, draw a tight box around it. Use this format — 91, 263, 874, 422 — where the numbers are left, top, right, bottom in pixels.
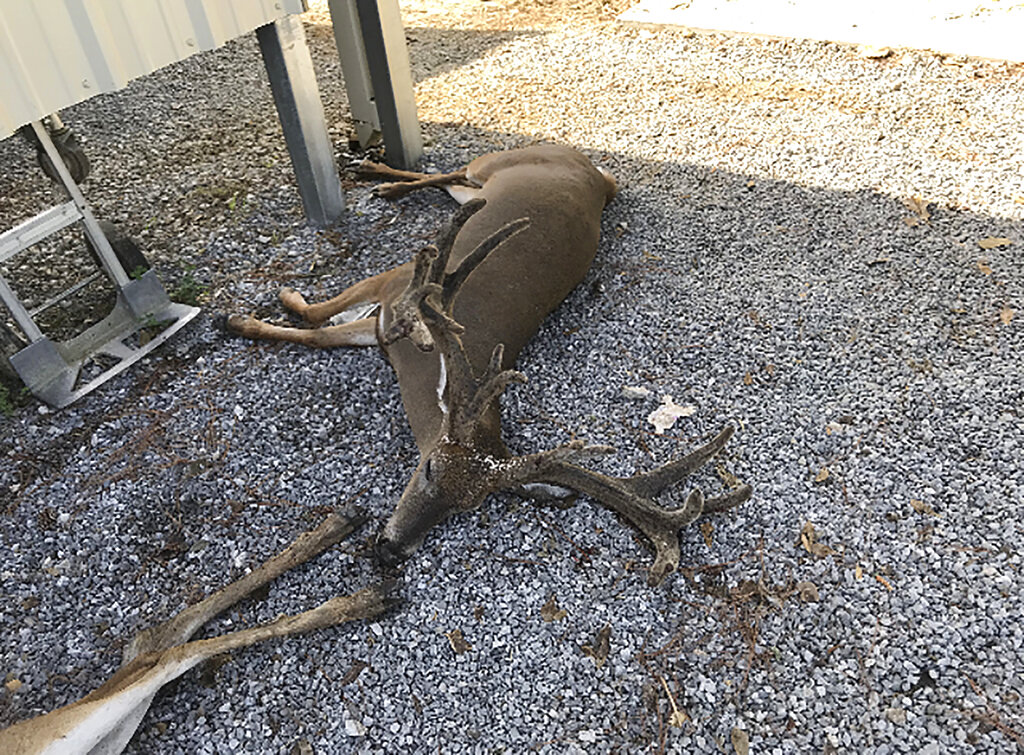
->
423, 458, 434, 482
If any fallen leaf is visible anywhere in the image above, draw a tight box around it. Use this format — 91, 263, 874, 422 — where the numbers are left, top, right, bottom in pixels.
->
647, 395, 696, 435
855, 564, 863, 580
343, 715, 367, 737
540, 595, 567, 622
340, 660, 368, 685
743, 371, 753, 385
700, 521, 714, 548
875, 574, 894, 591
473, 605, 485, 621
731, 727, 751, 755
622, 385, 652, 400
446, 628, 472, 655
658, 675, 689, 727
903, 195, 931, 221
4, 678, 22, 694
730, 579, 762, 602
814, 467, 830, 483
1000, 306, 1015, 325
885, 707, 908, 725
581, 624, 611, 668
910, 499, 938, 517
796, 580, 820, 602
798, 521, 836, 558
978, 237, 1011, 250
1014, 195, 1024, 205
976, 259, 993, 275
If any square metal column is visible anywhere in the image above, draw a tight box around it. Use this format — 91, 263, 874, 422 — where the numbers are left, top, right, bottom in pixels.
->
257, 16, 345, 227
328, 0, 423, 169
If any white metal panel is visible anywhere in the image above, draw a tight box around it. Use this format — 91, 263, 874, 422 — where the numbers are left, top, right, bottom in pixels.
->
0, 0, 308, 140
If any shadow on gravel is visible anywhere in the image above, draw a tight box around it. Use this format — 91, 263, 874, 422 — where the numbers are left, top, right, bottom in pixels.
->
306, 22, 540, 86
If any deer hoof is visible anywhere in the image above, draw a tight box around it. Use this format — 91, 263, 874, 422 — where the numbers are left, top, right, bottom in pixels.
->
223, 314, 255, 336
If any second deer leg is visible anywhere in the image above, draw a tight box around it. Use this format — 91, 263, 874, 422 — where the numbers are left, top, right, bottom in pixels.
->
226, 315, 379, 348
280, 266, 408, 326
357, 161, 471, 199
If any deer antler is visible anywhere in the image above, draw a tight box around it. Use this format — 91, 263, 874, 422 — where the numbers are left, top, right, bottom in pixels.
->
503, 428, 752, 585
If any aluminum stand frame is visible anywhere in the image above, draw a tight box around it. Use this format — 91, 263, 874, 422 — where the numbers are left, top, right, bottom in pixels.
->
0, 120, 199, 408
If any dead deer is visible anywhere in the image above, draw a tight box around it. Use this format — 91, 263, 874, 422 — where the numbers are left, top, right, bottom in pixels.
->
0, 514, 392, 755
226, 145, 751, 585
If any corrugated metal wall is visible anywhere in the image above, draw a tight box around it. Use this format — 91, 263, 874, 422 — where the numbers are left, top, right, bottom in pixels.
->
0, 0, 308, 139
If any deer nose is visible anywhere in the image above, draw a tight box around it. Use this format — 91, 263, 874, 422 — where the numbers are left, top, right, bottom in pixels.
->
374, 535, 409, 569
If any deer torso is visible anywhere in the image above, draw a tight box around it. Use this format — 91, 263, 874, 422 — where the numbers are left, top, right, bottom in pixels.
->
377, 145, 614, 454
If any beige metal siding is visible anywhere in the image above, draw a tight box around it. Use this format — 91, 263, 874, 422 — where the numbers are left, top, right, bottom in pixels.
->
0, 0, 307, 139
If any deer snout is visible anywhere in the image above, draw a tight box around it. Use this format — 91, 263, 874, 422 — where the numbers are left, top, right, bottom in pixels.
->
374, 484, 444, 569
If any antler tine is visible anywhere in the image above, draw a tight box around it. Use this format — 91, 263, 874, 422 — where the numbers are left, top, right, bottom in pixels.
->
432, 198, 487, 279
454, 344, 527, 440
442, 217, 531, 307
629, 426, 735, 499
382, 246, 444, 350
382, 200, 487, 350
702, 483, 753, 515
501, 426, 749, 586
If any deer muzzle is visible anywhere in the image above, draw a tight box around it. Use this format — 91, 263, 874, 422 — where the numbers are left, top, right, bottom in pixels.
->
375, 445, 506, 568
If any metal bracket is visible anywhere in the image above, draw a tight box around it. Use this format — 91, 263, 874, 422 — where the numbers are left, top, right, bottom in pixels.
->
328, 0, 423, 168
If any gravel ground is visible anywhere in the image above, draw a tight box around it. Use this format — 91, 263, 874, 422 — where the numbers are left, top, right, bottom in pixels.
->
2, 1, 1023, 753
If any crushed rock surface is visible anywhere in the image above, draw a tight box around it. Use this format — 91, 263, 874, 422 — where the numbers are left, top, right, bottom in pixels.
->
1, 1, 1023, 753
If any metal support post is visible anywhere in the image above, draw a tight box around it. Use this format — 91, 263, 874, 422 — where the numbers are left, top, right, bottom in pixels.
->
327, 0, 380, 146
257, 16, 345, 227
348, 0, 423, 168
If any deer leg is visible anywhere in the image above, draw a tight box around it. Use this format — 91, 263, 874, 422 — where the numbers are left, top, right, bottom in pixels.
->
356, 160, 472, 199
225, 314, 378, 347
1, 586, 392, 755
0, 514, 394, 755
280, 265, 407, 326
506, 430, 752, 586
91, 514, 369, 753
127, 513, 364, 659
